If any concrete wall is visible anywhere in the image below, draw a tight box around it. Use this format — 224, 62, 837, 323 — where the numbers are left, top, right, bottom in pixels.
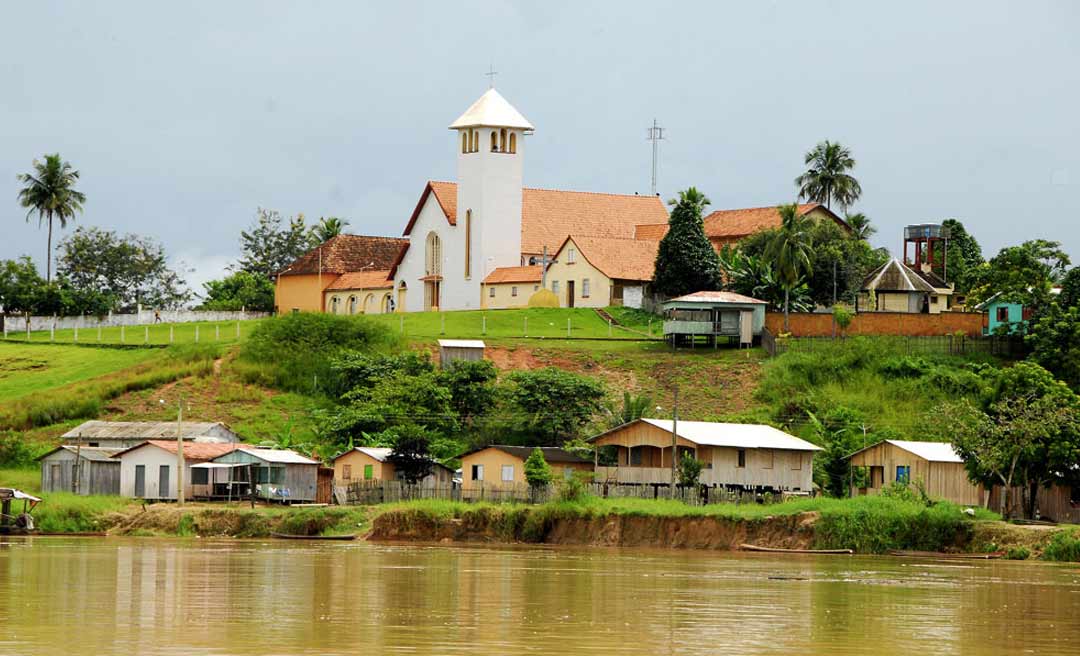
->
480, 281, 540, 309
275, 273, 336, 313
764, 311, 984, 337
325, 289, 394, 315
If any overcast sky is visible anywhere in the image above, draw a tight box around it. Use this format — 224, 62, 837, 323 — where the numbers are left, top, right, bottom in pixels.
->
2, 1, 1077, 293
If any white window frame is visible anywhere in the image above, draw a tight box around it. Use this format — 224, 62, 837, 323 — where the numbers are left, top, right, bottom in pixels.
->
567, 248, 576, 264
582, 278, 591, 298
501, 465, 514, 482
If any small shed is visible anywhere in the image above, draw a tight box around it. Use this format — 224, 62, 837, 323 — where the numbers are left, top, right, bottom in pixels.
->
211, 447, 321, 503
661, 291, 766, 347
438, 339, 485, 368
847, 439, 985, 506
38, 446, 122, 495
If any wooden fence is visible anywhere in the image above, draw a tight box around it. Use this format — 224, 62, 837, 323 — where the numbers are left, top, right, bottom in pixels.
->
338, 479, 794, 507
762, 328, 1028, 358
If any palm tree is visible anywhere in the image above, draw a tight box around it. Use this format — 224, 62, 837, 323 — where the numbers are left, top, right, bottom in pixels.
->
766, 204, 814, 332
17, 154, 86, 283
845, 212, 875, 240
795, 141, 862, 211
310, 216, 349, 245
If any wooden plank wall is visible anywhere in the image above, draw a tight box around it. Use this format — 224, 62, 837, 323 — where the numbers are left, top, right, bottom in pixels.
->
850, 442, 984, 506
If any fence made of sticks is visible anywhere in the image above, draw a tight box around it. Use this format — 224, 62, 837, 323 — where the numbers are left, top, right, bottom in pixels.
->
337, 479, 796, 507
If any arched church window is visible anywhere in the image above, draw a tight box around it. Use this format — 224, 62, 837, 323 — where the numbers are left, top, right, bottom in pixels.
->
490, 131, 498, 152
348, 296, 358, 315
464, 210, 472, 279
471, 130, 478, 152
330, 296, 339, 314
509, 132, 516, 154
461, 132, 468, 153
500, 128, 507, 152
426, 231, 442, 276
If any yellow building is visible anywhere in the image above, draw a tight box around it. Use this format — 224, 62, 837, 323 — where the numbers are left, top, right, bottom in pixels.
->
324, 271, 395, 315
331, 447, 454, 486
480, 266, 542, 309
544, 235, 659, 308
857, 258, 955, 314
274, 234, 407, 313
459, 445, 592, 491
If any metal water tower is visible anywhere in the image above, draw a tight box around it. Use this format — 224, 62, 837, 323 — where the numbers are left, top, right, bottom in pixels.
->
904, 224, 950, 279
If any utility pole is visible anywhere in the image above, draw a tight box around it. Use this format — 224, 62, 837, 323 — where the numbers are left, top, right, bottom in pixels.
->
73, 433, 82, 495
176, 398, 185, 506
670, 386, 679, 490
647, 119, 664, 196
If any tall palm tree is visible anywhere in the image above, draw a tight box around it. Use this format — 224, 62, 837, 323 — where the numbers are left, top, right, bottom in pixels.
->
310, 216, 349, 245
845, 212, 875, 240
766, 203, 814, 332
17, 154, 86, 283
795, 141, 862, 211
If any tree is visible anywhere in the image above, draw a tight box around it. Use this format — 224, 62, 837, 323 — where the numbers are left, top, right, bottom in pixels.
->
56, 227, 191, 312
439, 359, 498, 427
386, 425, 437, 485
765, 204, 814, 331
967, 240, 1070, 313
16, 154, 87, 283
199, 271, 275, 311
608, 391, 653, 428
0, 257, 45, 315
939, 219, 983, 293
718, 246, 814, 311
1059, 266, 1080, 310
794, 141, 862, 211
653, 187, 722, 298
237, 208, 311, 279
309, 216, 349, 246
502, 367, 605, 446
844, 212, 875, 241
524, 447, 554, 490
676, 452, 704, 487
1028, 305, 1080, 391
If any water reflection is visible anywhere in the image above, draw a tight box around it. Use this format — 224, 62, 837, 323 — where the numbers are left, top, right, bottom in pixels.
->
0, 538, 1078, 655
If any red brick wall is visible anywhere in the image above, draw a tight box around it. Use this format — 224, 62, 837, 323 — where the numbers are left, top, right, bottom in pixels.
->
765, 311, 984, 337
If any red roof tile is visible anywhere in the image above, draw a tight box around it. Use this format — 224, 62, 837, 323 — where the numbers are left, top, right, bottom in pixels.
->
556, 235, 659, 282
325, 270, 394, 291
703, 203, 849, 240
114, 440, 240, 462
483, 265, 543, 284
279, 235, 407, 276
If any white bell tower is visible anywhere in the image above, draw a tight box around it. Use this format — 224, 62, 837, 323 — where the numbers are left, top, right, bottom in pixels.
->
450, 87, 533, 283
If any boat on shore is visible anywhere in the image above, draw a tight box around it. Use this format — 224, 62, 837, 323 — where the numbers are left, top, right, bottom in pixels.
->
740, 543, 853, 555
888, 550, 1004, 560
270, 532, 358, 541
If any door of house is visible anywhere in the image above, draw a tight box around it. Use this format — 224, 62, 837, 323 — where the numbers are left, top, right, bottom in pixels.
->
567, 280, 575, 308
869, 466, 884, 489
159, 465, 170, 499
134, 465, 146, 497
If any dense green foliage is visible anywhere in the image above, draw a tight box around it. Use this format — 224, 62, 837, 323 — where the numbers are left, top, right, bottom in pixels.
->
199, 271, 275, 311
308, 217, 349, 246
1028, 305, 1080, 390
501, 367, 606, 446
794, 140, 862, 211
386, 425, 437, 484
940, 219, 983, 293
718, 246, 813, 312
16, 153, 86, 283
1042, 529, 1080, 562
967, 239, 1070, 311
676, 452, 704, 487
524, 447, 553, 489
653, 187, 721, 297
766, 204, 814, 328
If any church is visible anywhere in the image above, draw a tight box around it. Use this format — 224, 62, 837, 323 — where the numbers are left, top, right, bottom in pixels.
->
274, 87, 670, 314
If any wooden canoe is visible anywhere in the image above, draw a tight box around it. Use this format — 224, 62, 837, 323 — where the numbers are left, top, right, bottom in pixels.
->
270, 532, 358, 541
888, 550, 1004, 560
740, 543, 853, 555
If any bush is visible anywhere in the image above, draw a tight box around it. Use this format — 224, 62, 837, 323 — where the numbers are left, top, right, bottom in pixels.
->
557, 472, 591, 502
0, 431, 43, 467
676, 452, 704, 487
1042, 530, 1080, 562
814, 496, 972, 553
879, 356, 932, 379
524, 448, 553, 489
1006, 546, 1031, 560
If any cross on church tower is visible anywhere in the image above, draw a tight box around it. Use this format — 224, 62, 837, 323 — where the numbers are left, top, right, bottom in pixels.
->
485, 64, 498, 88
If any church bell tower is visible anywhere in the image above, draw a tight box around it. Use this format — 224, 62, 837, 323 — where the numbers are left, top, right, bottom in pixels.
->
450, 87, 533, 282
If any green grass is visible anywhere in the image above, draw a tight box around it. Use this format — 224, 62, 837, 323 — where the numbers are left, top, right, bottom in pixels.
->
365, 307, 653, 340
1042, 529, 1080, 562
0, 467, 41, 492
0, 342, 161, 403
4, 319, 262, 347
31, 493, 137, 533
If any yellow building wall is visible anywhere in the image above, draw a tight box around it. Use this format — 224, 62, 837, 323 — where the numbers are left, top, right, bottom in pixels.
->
545, 240, 613, 308
460, 448, 590, 490
480, 282, 540, 309
275, 273, 337, 313
333, 450, 393, 483
325, 289, 395, 315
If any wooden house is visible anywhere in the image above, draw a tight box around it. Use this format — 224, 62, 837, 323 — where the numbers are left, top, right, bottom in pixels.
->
589, 418, 821, 492
38, 446, 121, 496
113, 440, 239, 500
459, 445, 592, 491
986, 483, 1079, 524
332, 447, 455, 487
847, 439, 985, 506
437, 339, 485, 369
62, 420, 241, 449
661, 291, 766, 347
211, 448, 322, 503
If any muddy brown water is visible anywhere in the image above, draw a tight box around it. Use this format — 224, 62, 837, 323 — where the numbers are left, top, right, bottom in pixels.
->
1, 537, 1079, 655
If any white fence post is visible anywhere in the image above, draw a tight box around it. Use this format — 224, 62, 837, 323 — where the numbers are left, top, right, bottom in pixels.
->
50, 321, 55, 342
236, 322, 240, 339
195, 326, 200, 343
74, 326, 78, 343
97, 325, 102, 342
144, 325, 149, 344
608, 319, 612, 337
215, 325, 220, 341
170, 325, 174, 343
120, 325, 125, 343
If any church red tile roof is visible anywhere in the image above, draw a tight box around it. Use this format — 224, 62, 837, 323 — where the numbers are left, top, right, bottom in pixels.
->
325, 270, 394, 290
482, 265, 543, 284
702, 203, 848, 240
404, 182, 669, 255
278, 235, 407, 276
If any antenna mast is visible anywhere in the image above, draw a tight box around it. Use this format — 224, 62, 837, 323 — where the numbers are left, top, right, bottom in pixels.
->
647, 119, 665, 196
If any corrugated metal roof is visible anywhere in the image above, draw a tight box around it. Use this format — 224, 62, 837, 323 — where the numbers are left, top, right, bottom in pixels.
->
635, 419, 822, 451
665, 291, 767, 305
354, 447, 393, 462
62, 421, 238, 441
860, 259, 936, 293
449, 88, 534, 130
886, 440, 963, 463
232, 447, 320, 465
38, 446, 123, 462
438, 339, 486, 348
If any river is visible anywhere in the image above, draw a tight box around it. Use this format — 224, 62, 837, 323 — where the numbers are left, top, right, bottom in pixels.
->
1, 537, 1078, 655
